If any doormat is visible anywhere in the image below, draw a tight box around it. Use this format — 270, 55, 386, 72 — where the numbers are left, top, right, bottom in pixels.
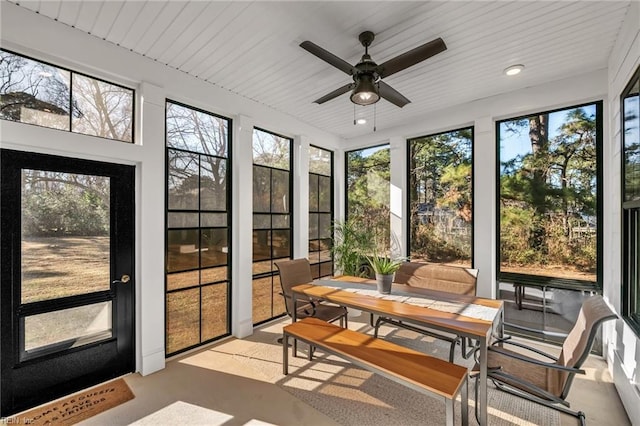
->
5, 378, 134, 425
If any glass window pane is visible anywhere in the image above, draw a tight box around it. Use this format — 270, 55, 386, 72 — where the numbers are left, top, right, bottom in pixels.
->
309, 174, 319, 212
408, 128, 472, 266
252, 277, 273, 324
253, 214, 271, 229
201, 283, 228, 341
309, 213, 319, 240
253, 166, 271, 213
201, 228, 228, 268
252, 260, 272, 275
167, 289, 200, 354
166, 102, 229, 156
168, 212, 198, 228
318, 175, 331, 212
346, 145, 390, 251
202, 266, 228, 284
273, 275, 286, 316
498, 106, 598, 281
24, 302, 112, 354
253, 230, 271, 261
0, 50, 70, 130
167, 270, 199, 291
167, 229, 199, 272
168, 150, 199, 210
252, 128, 290, 169
319, 214, 332, 239
201, 213, 227, 227
21, 170, 110, 304
272, 230, 290, 259
271, 169, 289, 213
272, 214, 289, 229
309, 146, 332, 176
624, 81, 640, 202
71, 74, 133, 142
201, 157, 227, 211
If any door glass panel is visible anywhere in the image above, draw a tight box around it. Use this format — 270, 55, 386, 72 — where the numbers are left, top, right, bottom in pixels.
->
24, 301, 112, 354
21, 170, 110, 304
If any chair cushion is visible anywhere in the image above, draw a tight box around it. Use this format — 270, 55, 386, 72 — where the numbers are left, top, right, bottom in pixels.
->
394, 262, 478, 295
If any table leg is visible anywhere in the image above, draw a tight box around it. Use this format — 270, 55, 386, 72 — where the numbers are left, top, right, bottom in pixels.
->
461, 374, 469, 426
282, 333, 289, 375
292, 292, 298, 358
478, 335, 488, 425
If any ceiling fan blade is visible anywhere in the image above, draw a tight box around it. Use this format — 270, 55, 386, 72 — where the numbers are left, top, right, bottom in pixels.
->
313, 83, 355, 104
300, 41, 356, 75
378, 81, 411, 108
378, 37, 447, 79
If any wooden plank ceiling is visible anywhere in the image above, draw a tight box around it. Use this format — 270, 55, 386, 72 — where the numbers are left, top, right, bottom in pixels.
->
8, 1, 631, 140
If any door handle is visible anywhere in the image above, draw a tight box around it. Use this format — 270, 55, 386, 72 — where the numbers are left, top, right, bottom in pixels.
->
113, 274, 130, 284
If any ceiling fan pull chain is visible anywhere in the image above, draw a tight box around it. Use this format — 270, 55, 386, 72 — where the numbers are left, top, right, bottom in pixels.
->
353, 103, 356, 125
373, 102, 377, 132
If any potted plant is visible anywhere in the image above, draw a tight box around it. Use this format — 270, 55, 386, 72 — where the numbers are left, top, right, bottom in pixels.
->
366, 254, 405, 294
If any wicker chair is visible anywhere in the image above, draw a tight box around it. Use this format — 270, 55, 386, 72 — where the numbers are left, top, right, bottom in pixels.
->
274, 258, 348, 327
477, 295, 617, 424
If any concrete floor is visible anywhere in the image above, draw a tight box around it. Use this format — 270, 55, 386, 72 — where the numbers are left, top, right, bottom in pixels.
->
78, 315, 630, 426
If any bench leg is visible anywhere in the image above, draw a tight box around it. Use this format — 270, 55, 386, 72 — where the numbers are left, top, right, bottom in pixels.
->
445, 396, 454, 426
282, 333, 289, 375
461, 375, 468, 426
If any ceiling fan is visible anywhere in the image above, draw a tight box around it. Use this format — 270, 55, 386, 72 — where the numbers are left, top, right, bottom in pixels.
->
300, 31, 447, 108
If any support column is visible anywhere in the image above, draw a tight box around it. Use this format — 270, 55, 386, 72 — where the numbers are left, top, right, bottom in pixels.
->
138, 82, 166, 375
232, 115, 255, 338
293, 135, 309, 258
389, 136, 406, 258
473, 116, 497, 298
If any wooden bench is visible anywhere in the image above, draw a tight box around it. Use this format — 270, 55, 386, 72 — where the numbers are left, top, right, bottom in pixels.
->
375, 262, 479, 362
283, 317, 469, 426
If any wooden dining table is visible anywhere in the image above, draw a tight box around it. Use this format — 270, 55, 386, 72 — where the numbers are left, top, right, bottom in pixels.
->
291, 275, 504, 426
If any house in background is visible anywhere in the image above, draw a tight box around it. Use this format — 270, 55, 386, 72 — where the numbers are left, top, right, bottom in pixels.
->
0, 0, 638, 421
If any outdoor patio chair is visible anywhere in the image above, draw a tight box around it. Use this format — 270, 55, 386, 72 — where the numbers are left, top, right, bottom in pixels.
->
275, 258, 348, 328
475, 294, 617, 425
373, 261, 479, 362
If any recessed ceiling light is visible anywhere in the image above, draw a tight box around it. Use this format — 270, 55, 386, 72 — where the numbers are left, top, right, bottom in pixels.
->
356, 118, 367, 125
504, 64, 524, 76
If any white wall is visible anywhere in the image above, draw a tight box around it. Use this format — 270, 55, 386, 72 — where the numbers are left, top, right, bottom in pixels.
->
605, 1, 640, 421
0, 2, 343, 375
346, 70, 607, 298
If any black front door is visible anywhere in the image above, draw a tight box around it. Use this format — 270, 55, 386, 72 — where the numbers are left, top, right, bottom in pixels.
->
0, 149, 135, 416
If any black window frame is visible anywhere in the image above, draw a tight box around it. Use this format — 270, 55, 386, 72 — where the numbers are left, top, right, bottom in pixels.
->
406, 126, 475, 267
621, 65, 640, 337
495, 101, 604, 289
164, 99, 232, 357
0, 48, 135, 143
251, 127, 293, 326
308, 144, 334, 279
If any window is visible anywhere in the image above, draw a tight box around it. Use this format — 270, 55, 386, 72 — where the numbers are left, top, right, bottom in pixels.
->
346, 144, 390, 250
309, 145, 333, 279
497, 103, 602, 283
496, 103, 603, 343
622, 66, 640, 335
408, 127, 473, 266
252, 128, 292, 325
0, 49, 133, 142
165, 100, 231, 356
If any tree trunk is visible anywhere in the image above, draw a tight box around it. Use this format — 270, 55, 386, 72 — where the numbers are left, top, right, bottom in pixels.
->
528, 115, 549, 253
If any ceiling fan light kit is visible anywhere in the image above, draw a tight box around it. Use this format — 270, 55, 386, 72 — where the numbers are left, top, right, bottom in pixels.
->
300, 30, 447, 109
350, 74, 379, 105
